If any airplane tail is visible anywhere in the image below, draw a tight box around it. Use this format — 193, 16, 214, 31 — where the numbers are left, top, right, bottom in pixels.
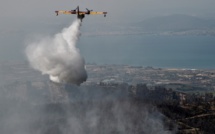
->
77, 6, 84, 22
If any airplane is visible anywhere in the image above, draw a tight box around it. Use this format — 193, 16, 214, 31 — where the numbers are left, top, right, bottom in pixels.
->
55, 6, 107, 22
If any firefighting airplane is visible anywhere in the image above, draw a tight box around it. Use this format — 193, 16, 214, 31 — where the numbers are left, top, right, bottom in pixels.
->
55, 6, 107, 21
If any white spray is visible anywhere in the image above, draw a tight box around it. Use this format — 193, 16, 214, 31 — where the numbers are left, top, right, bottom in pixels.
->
25, 20, 87, 85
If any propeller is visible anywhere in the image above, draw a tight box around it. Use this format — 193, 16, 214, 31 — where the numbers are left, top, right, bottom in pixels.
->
86, 8, 93, 11
71, 7, 78, 11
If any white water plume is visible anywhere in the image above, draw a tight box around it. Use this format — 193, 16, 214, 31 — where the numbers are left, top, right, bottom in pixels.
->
25, 20, 87, 85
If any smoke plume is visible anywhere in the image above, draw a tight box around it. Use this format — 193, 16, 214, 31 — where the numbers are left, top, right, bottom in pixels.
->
25, 20, 87, 85
0, 82, 175, 134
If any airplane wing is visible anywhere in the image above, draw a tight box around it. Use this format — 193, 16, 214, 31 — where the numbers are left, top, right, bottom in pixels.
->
78, 12, 87, 15
55, 10, 77, 16
89, 11, 107, 15
55, 9, 107, 18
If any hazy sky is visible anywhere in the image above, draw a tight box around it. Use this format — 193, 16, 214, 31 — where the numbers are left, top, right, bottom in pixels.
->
1, 0, 215, 61
1, 0, 215, 21
1, 0, 215, 35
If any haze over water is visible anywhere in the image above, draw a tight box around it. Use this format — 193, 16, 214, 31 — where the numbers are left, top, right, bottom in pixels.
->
2, 0, 215, 70
1, 34, 215, 69
78, 35, 215, 69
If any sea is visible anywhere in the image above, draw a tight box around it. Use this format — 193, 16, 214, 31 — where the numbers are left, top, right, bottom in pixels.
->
1, 34, 215, 69
78, 35, 215, 69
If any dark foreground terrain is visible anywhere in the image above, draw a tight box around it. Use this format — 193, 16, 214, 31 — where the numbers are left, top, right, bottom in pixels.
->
1, 62, 215, 134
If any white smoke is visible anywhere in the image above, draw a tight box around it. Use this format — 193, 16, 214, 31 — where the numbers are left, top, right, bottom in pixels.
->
25, 20, 87, 85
